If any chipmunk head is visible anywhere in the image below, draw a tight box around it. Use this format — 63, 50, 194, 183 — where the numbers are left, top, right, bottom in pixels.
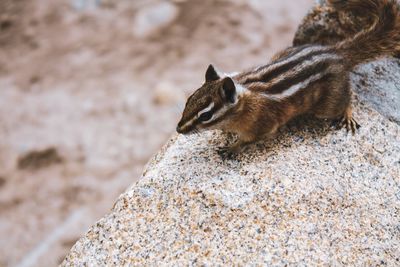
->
177, 64, 243, 134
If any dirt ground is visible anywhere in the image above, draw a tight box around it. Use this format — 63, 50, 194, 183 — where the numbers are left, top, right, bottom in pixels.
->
0, 0, 313, 266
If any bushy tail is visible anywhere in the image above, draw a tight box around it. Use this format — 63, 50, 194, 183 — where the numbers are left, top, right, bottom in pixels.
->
329, 0, 400, 66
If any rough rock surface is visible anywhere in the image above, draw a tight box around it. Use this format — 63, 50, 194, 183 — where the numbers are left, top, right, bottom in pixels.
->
352, 58, 400, 125
62, 1, 400, 266
62, 98, 400, 265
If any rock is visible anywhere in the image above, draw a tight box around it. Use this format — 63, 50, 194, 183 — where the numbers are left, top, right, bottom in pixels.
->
62, 2, 400, 266
0, 15, 13, 30
62, 98, 400, 265
71, 0, 102, 11
352, 58, 400, 125
152, 81, 185, 106
133, 2, 179, 38
17, 147, 63, 170
0, 176, 6, 188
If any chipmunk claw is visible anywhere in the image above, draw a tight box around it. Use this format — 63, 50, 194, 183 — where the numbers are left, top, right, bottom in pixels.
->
217, 146, 237, 160
336, 116, 361, 134
217, 139, 253, 160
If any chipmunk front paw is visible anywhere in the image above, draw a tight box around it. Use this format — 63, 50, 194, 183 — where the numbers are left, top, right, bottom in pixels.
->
217, 146, 240, 160
217, 139, 252, 160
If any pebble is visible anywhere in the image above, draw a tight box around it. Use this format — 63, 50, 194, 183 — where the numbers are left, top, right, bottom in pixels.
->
133, 2, 179, 38
152, 81, 185, 106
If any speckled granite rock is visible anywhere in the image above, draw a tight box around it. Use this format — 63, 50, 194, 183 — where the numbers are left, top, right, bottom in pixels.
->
352, 58, 400, 125
62, 98, 400, 265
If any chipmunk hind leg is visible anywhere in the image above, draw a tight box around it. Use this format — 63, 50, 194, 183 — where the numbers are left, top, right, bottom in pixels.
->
337, 106, 361, 134
312, 76, 360, 134
330, 79, 361, 134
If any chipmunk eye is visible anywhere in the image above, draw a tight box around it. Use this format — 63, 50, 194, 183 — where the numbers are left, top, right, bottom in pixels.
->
198, 111, 213, 122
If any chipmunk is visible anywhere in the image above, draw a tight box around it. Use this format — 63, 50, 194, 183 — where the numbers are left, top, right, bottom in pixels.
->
176, 0, 400, 156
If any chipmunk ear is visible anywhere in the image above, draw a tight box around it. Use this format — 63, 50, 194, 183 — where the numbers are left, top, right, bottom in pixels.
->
220, 77, 237, 104
205, 64, 220, 82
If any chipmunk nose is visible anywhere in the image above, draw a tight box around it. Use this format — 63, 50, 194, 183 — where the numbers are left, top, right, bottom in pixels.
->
176, 121, 184, 133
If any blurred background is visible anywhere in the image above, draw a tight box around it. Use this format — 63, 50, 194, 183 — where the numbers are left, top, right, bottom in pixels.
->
0, 0, 313, 266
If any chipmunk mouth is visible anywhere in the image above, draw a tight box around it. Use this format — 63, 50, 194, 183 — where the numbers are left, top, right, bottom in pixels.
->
176, 125, 185, 134
176, 122, 199, 135
176, 126, 195, 135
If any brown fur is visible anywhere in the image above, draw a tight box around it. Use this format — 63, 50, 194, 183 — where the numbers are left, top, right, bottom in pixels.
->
177, 0, 400, 156
332, 0, 400, 65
